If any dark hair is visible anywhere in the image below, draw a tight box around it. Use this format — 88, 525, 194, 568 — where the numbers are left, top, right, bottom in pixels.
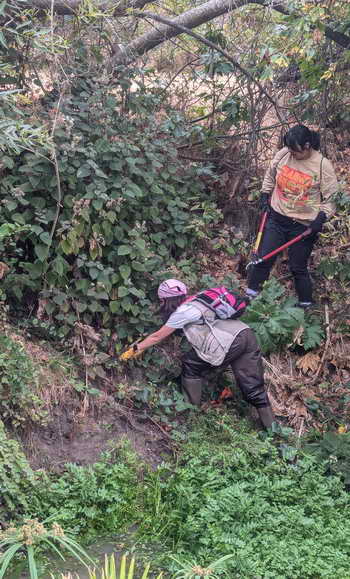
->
283, 124, 320, 151
159, 295, 185, 323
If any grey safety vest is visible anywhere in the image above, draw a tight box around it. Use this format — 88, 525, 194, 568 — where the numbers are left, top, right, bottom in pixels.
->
182, 300, 249, 366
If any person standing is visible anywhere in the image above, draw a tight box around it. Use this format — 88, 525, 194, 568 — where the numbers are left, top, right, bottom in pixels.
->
247, 124, 338, 307
120, 279, 274, 429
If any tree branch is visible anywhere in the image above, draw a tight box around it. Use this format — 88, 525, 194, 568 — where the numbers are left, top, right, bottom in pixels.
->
115, 0, 249, 59
119, 9, 284, 121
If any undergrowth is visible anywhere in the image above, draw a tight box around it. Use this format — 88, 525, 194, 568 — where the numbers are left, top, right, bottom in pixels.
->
0, 334, 46, 428
138, 413, 350, 578
1, 412, 350, 577
0, 420, 40, 519
30, 441, 141, 539
242, 279, 324, 353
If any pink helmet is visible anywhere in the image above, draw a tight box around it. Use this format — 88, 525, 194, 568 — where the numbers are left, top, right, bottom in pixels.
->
158, 279, 187, 299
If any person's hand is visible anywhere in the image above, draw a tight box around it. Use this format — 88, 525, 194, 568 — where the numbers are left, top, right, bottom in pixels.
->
119, 345, 143, 361
259, 193, 270, 214
309, 211, 327, 234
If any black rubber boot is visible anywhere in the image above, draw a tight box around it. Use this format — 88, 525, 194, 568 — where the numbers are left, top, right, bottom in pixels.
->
257, 405, 275, 429
182, 377, 202, 406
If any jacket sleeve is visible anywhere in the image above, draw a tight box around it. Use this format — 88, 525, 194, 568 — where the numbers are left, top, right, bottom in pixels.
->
261, 148, 288, 195
320, 158, 338, 218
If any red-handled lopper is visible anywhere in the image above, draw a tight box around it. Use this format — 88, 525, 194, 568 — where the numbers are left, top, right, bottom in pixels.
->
251, 211, 268, 261
246, 227, 312, 269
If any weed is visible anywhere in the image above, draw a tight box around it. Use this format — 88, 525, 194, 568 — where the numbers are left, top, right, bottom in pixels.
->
243, 279, 324, 353
0, 420, 42, 518
139, 413, 350, 578
30, 441, 141, 539
0, 519, 94, 579
0, 335, 46, 427
304, 430, 350, 486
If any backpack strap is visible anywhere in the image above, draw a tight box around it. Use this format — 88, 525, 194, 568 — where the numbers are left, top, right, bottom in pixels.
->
188, 299, 215, 324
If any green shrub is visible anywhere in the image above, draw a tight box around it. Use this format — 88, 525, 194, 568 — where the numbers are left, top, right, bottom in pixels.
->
0, 431, 141, 539
0, 420, 41, 518
140, 414, 350, 578
243, 279, 324, 353
1, 69, 220, 344
317, 257, 350, 283
0, 335, 45, 427
305, 431, 350, 486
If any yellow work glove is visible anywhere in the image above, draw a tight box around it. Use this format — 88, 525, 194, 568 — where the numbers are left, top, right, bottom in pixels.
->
119, 346, 143, 361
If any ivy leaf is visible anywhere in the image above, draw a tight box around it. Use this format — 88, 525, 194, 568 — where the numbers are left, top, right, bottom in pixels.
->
53, 293, 67, 305
52, 257, 65, 276
60, 239, 72, 255
34, 244, 48, 262
39, 231, 51, 245
75, 302, 87, 313
134, 239, 146, 252
118, 286, 129, 298
89, 267, 99, 280
6, 200, 17, 211
118, 245, 132, 255
131, 261, 145, 272
119, 265, 131, 280
106, 211, 116, 223
109, 301, 119, 313
175, 236, 185, 248
77, 165, 91, 178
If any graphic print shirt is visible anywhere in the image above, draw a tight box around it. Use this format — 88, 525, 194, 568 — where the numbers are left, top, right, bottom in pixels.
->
262, 147, 338, 225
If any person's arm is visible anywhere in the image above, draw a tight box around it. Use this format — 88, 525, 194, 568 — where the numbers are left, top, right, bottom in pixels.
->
308, 158, 338, 234
137, 325, 176, 353
261, 148, 288, 195
119, 324, 176, 360
320, 158, 338, 218
259, 148, 289, 212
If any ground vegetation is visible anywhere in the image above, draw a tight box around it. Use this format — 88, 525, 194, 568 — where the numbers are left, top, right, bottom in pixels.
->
0, 0, 349, 576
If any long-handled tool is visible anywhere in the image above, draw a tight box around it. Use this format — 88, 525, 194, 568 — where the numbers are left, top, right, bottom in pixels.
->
246, 227, 312, 269
251, 211, 268, 262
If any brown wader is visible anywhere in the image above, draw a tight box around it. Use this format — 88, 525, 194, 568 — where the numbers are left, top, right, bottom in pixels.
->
181, 328, 274, 429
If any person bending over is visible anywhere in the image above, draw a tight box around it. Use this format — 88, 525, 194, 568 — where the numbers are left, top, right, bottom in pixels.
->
120, 279, 274, 429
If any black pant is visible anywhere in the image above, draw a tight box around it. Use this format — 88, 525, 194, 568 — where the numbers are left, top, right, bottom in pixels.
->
248, 209, 317, 302
182, 329, 269, 408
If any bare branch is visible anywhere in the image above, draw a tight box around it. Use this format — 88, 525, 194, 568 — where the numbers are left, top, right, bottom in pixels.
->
130, 9, 285, 121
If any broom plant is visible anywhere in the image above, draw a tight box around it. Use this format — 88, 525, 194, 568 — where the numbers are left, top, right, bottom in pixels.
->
0, 518, 94, 579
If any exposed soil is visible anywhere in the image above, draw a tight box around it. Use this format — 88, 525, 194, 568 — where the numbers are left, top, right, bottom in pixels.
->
10, 333, 173, 471
22, 403, 172, 471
